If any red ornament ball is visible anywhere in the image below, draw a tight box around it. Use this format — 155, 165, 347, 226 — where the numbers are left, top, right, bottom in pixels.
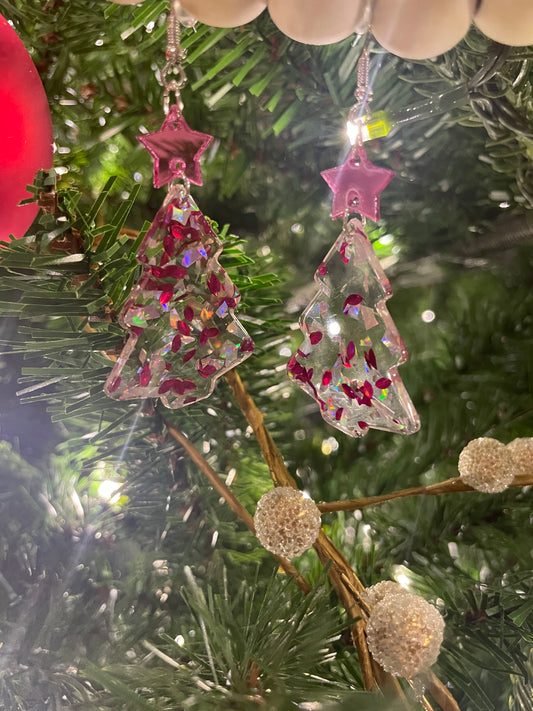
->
0, 14, 53, 242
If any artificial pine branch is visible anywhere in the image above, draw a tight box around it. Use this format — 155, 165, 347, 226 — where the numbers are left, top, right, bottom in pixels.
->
223, 369, 376, 688
164, 421, 311, 595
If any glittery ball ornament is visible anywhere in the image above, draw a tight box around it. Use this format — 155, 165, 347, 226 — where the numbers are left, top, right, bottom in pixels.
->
253, 487, 321, 558
366, 592, 445, 679
458, 437, 514, 493
506, 437, 533, 477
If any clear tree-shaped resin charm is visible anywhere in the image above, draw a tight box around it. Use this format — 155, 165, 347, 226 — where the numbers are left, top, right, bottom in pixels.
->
287, 219, 420, 437
105, 185, 254, 408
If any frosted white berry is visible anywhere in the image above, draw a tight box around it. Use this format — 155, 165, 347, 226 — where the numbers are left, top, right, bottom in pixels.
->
458, 437, 514, 493
506, 437, 533, 478
364, 581, 407, 608
253, 487, 321, 558
366, 592, 445, 679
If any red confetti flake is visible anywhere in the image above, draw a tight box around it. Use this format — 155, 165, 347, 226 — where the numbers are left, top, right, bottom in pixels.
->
130, 326, 144, 338
159, 285, 173, 306
177, 320, 191, 336
199, 327, 220, 346
197, 214, 215, 234
343, 294, 363, 312
163, 232, 175, 257
158, 379, 174, 395
171, 224, 199, 243
375, 377, 391, 389
170, 224, 184, 240
182, 349, 196, 364
198, 362, 217, 378
139, 363, 151, 387
364, 349, 377, 370
339, 242, 349, 264
171, 334, 182, 353
184, 304, 194, 322
346, 341, 356, 362
107, 376, 121, 393
173, 266, 188, 279
318, 262, 327, 275
358, 421, 368, 429
362, 380, 374, 398
151, 265, 187, 280
142, 278, 161, 291
161, 378, 197, 395
342, 383, 356, 399
215, 295, 237, 310
335, 407, 344, 421
322, 370, 332, 386
184, 396, 197, 405
174, 379, 196, 394
207, 273, 222, 295
297, 349, 310, 358
309, 331, 323, 345
240, 338, 255, 353
288, 358, 312, 384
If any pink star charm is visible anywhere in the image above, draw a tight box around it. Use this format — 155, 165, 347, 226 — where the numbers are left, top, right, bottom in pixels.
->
321, 147, 395, 222
138, 104, 213, 188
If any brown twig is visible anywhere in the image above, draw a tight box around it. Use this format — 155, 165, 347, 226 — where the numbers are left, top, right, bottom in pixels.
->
224, 370, 463, 708
224, 370, 377, 691
171, 369, 461, 707
425, 671, 462, 711
223, 370, 298, 489
419, 696, 435, 711
165, 422, 311, 595
318, 473, 533, 514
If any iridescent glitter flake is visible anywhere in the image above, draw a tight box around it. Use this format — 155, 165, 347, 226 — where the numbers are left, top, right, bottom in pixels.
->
287, 219, 420, 438
104, 186, 254, 408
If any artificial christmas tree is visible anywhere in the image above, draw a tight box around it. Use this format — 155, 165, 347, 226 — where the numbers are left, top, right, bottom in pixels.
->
0, 1, 532, 709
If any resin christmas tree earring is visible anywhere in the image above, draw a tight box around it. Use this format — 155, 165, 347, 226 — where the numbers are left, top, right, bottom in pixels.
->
287, 47, 420, 438
105, 1, 254, 408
